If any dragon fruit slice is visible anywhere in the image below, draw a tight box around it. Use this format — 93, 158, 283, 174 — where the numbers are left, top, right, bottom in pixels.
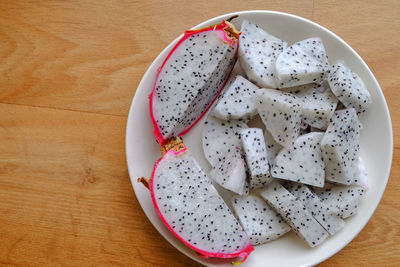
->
149, 145, 254, 260
238, 20, 288, 88
271, 132, 325, 187
275, 37, 330, 88
150, 21, 240, 145
212, 75, 259, 120
209, 146, 248, 195
231, 195, 290, 245
285, 182, 345, 235
321, 108, 362, 185
328, 62, 372, 113
283, 83, 339, 129
253, 89, 302, 148
240, 128, 272, 189
354, 157, 368, 189
202, 115, 248, 166
263, 129, 283, 167
313, 183, 365, 219
260, 181, 329, 247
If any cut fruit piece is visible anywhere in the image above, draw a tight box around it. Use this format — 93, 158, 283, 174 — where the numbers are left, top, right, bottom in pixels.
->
312, 183, 365, 219
284, 182, 345, 235
213, 75, 259, 120
254, 88, 302, 149
263, 129, 283, 168
202, 115, 248, 167
150, 21, 239, 145
209, 146, 248, 195
276, 37, 330, 88
238, 20, 288, 88
328, 62, 372, 113
321, 108, 362, 185
282, 83, 339, 129
271, 132, 325, 187
240, 128, 272, 189
231, 195, 291, 245
150, 146, 254, 260
260, 181, 329, 247
353, 157, 368, 189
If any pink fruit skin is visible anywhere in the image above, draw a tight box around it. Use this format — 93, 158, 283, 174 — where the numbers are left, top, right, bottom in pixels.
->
149, 21, 239, 145
149, 147, 254, 261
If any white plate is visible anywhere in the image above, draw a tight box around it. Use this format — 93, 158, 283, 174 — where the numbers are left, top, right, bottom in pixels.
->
126, 10, 393, 267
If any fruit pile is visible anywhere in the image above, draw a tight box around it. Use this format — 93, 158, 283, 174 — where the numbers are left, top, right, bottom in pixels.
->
140, 18, 371, 264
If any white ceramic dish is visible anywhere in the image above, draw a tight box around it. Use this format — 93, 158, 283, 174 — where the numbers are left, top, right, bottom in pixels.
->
126, 10, 393, 267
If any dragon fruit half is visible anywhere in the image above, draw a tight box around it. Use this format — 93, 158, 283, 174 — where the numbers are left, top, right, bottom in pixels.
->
231, 195, 290, 245
147, 141, 254, 261
150, 20, 240, 145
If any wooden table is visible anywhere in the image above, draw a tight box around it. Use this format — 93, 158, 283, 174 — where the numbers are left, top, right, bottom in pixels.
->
1, 1, 399, 266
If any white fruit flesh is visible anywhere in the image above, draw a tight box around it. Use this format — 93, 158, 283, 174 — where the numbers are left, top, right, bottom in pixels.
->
260, 181, 329, 247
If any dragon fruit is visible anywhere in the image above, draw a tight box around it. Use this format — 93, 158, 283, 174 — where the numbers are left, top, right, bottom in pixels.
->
275, 37, 330, 88
209, 146, 248, 195
212, 75, 259, 121
231, 195, 291, 245
202, 115, 248, 167
263, 129, 283, 167
260, 181, 329, 247
238, 20, 287, 88
283, 83, 339, 129
240, 128, 272, 189
313, 183, 365, 219
284, 182, 345, 235
321, 108, 362, 185
354, 157, 368, 189
253, 89, 302, 148
328, 62, 372, 113
271, 132, 325, 187
148, 142, 254, 261
150, 20, 240, 145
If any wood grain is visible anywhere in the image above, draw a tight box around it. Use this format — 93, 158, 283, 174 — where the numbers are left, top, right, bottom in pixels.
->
0, 0, 398, 266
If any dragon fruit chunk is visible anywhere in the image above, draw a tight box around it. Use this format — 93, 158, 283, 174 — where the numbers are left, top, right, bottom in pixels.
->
275, 37, 330, 88
209, 146, 248, 195
240, 128, 272, 189
321, 108, 362, 185
150, 146, 254, 260
212, 75, 259, 121
238, 20, 288, 88
231, 195, 290, 245
282, 83, 339, 129
313, 183, 365, 219
260, 181, 329, 247
328, 62, 372, 113
271, 132, 325, 187
253, 88, 302, 148
285, 182, 345, 235
150, 21, 240, 145
353, 156, 368, 189
263, 129, 283, 168
202, 115, 248, 167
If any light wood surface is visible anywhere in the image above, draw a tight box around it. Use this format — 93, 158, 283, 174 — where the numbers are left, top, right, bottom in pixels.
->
0, 1, 398, 266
